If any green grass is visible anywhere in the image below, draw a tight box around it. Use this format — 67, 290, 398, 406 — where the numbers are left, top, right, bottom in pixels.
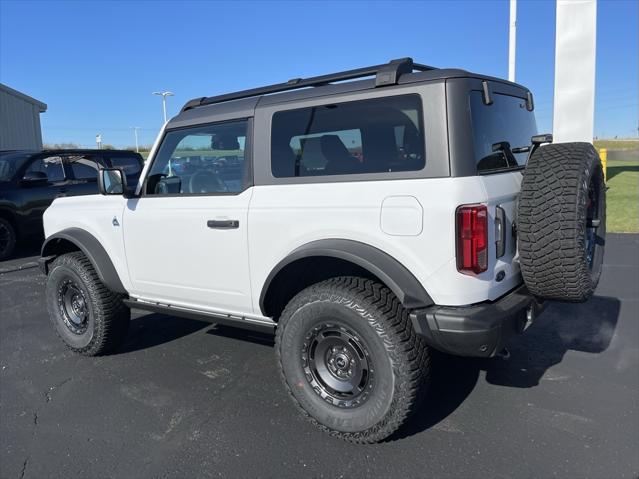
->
594, 139, 639, 151
606, 158, 639, 233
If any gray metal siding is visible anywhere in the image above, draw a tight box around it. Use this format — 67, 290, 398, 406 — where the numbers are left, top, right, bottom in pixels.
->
0, 85, 46, 150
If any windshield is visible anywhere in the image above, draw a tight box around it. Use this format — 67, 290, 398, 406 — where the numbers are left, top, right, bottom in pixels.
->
470, 91, 538, 173
0, 152, 33, 182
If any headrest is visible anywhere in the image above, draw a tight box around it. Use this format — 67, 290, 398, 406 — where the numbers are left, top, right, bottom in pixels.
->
320, 135, 350, 158
211, 134, 240, 150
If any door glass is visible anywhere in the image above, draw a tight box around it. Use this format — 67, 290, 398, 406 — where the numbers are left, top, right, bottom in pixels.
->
108, 156, 142, 176
146, 120, 248, 195
67, 155, 100, 181
25, 156, 65, 182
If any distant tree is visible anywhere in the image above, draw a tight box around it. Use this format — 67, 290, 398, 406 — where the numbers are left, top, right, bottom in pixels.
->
43, 142, 81, 149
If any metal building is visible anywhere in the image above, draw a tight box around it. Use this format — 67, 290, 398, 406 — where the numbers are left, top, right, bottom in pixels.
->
0, 83, 47, 150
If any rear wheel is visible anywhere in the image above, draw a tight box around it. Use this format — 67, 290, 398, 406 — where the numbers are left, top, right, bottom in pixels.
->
518, 142, 606, 302
45, 252, 130, 355
276, 277, 429, 443
0, 218, 16, 261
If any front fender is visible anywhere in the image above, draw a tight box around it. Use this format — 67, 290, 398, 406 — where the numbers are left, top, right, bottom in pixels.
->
40, 228, 127, 294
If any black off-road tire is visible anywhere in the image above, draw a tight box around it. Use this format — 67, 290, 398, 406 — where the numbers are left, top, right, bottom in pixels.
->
518, 142, 606, 302
0, 217, 16, 261
276, 277, 430, 443
45, 252, 130, 355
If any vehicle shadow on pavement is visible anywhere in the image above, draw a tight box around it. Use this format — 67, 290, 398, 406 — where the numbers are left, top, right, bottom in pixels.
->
118, 312, 213, 353
206, 325, 275, 347
394, 295, 621, 440
117, 314, 275, 353
482, 295, 621, 388
118, 296, 620, 441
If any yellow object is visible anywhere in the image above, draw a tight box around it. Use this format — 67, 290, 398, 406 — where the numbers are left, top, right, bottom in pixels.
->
599, 148, 607, 182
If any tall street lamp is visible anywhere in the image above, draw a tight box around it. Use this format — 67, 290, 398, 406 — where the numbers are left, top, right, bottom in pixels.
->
153, 91, 174, 124
132, 127, 141, 152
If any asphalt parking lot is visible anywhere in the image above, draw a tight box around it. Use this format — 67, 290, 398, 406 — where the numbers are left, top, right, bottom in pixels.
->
1, 234, 638, 479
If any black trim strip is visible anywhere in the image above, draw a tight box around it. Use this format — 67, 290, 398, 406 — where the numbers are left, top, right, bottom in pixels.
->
124, 300, 275, 334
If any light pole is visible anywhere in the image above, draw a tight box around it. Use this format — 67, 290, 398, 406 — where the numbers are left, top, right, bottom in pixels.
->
508, 0, 517, 82
132, 127, 140, 152
153, 91, 174, 124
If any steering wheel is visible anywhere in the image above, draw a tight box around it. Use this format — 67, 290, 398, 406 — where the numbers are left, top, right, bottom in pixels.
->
188, 170, 228, 194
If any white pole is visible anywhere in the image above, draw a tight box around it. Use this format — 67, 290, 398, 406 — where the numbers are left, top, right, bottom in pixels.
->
153, 91, 174, 125
553, 0, 597, 143
133, 127, 140, 153
162, 97, 167, 124
508, 0, 517, 82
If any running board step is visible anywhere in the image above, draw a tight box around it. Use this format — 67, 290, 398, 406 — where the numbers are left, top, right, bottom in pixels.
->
123, 299, 276, 334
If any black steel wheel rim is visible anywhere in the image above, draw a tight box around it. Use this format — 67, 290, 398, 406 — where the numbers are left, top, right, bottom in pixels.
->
585, 174, 603, 270
302, 322, 374, 408
0, 222, 10, 255
57, 278, 89, 334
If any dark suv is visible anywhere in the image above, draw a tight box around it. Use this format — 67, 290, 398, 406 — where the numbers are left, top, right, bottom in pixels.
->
0, 149, 144, 260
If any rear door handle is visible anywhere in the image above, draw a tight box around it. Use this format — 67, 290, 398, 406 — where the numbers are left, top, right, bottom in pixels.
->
207, 219, 239, 229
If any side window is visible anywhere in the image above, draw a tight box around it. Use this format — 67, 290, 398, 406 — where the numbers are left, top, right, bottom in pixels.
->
271, 94, 425, 178
67, 155, 100, 181
109, 156, 142, 176
145, 120, 248, 196
25, 156, 65, 182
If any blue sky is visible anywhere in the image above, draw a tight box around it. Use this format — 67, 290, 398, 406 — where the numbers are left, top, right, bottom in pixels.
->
0, 0, 636, 148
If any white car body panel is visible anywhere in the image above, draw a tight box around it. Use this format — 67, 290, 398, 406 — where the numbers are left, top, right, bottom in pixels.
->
248, 172, 522, 310
43, 195, 131, 290
43, 168, 523, 316
43, 170, 523, 318
122, 190, 254, 316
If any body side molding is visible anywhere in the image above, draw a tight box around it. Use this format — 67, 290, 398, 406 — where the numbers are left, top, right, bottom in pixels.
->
259, 238, 434, 315
40, 228, 127, 294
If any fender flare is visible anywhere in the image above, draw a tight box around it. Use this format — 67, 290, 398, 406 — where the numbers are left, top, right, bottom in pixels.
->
259, 239, 434, 314
40, 228, 127, 294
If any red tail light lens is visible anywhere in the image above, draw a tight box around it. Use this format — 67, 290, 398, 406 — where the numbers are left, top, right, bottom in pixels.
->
456, 204, 488, 274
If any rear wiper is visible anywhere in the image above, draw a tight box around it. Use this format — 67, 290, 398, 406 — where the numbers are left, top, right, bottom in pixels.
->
491, 141, 519, 167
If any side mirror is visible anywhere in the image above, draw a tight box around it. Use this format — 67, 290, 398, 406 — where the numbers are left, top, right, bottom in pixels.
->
21, 171, 48, 186
98, 168, 127, 195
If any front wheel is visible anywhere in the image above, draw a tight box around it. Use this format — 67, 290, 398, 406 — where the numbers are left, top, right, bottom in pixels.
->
45, 252, 130, 356
276, 277, 430, 443
0, 218, 16, 261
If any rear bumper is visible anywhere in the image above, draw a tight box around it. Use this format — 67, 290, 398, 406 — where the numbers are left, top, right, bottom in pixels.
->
410, 284, 545, 357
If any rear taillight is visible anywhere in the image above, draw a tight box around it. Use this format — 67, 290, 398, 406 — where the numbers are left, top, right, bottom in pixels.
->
456, 204, 488, 275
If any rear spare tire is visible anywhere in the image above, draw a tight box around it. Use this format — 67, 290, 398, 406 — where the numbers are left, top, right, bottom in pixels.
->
518, 142, 605, 302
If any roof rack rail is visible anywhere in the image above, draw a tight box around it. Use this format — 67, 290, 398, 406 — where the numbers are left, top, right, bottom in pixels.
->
181, 57, 436, 112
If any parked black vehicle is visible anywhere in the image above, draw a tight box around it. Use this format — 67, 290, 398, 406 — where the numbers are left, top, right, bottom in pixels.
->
0, 149, 144, 260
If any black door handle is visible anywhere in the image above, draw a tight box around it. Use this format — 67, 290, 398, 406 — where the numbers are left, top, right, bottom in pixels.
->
207, 219, 239, 229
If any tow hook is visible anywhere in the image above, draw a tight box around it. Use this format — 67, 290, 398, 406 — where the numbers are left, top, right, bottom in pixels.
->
496, 348, 510, 360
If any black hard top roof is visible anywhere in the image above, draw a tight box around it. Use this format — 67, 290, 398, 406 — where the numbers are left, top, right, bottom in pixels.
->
178, 57, 528, 118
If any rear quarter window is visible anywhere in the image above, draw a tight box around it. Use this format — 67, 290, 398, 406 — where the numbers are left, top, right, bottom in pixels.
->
271, 94, 425, 178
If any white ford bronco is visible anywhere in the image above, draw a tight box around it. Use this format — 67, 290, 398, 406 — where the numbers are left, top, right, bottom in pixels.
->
40, 58, 606, 442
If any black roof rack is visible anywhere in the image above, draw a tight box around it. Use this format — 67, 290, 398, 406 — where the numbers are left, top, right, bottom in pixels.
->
181, 57, 436, 112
